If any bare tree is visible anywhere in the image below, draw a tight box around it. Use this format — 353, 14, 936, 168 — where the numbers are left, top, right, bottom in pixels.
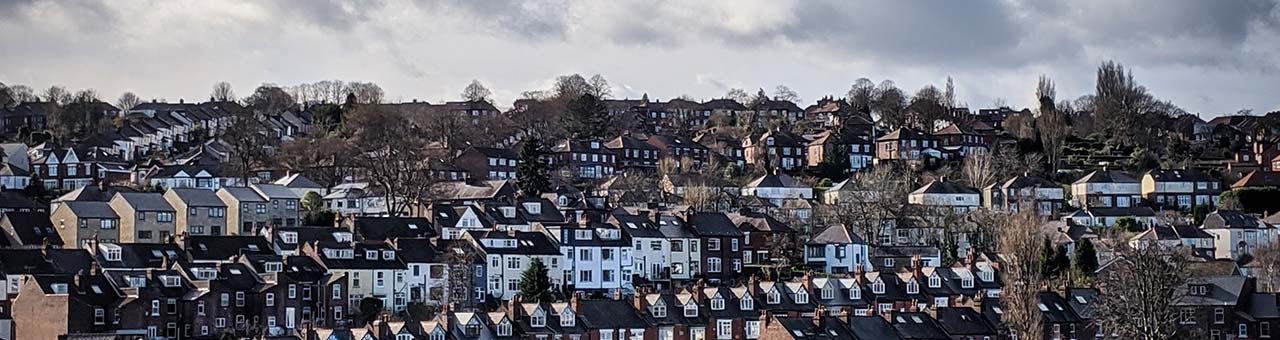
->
961, 151, 999, 190
461, 79, 493, 102
116, 92, 141, 112
726, 88, 750, 105
211, 81, 236, 102
1253, 241, 1280, 293
440, 239, 482, 309
346, 82, 385, 104
346, 104, 442, 215
221, 108, 274, 184
907, 85, 946, 131
587, 74, 612, 99
554, 74, 592, 99
996, 208, 1049, 340
772, 85, 800, 103
1094, 243, 1192, 340
943, 76, 956, 109
244, 84, 295, 116
822, 165, 919, 247
276, 134, 355, 188
873, 81, 908, 129
846, 78, 878, 114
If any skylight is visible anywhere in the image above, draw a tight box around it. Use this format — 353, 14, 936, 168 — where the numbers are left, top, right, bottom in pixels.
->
1075, 296, 1088, 304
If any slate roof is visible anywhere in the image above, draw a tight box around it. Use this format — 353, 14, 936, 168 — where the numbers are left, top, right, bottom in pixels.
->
847, 316, 906, 340
63, 201, 119, 218
167, 188, 225, 207
576, 300, 651, 329
1073, 169, 1139, 184
876, 128, 934, 142
911, 180, 978, 195
115, 192, 176, 212
1178, 276, 1247, 307
1, 211, 61, 247
185, 235, 275, 261
890, 312, 950, 340
352, 216, 436, 241
744, 173, 804, 189
252, 183, 300, 200
1202, 210, 1266, 229
274, 173, 324, 189
219, 187, 265, 202
686, 212, 745, 237
0, 191, 41, 210
467, 230, 561, 256
935, 307, 997, 336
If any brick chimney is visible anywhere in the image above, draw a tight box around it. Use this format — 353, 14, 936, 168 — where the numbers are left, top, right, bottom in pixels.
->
613, 288, 623, 301
747, 274, 761, 296
812, 305, 826, 328
759, 309, 771, 329
632, 290, 648, 311
911, 255, 924, 279
508, 295, 524, 321
801, 271, 814, 291
692, 279, 706, 303
570, 293, 581, 314
853, 264, 867, 286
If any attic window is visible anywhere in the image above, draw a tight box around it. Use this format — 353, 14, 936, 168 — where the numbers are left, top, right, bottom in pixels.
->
383, 250, 395, 260
684, 303, 698, 317
229, 268, 242, 275
1075, 296, 1088, 304
163, 276, 181, 287
1037, 303, 1050, 312
366, 250, 378, 259
51, 283, 69, 294
408, 224, 419, 230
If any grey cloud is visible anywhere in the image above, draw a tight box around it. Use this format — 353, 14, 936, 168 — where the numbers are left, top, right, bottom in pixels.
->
413, 0, 571, 40
269, 0, 386, 31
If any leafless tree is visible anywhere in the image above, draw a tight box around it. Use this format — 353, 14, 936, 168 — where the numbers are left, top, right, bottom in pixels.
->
587, 74, 612, 99
1093, 243, 1192, 340
276, 134, 355, 188
907, 85, 947, 131
943, 76, 957, 109
961, 151, 999, 190
726, 88, 750, 105
346, 82, 384, 104
244, 84, 295, 116
1253, 241, 1280, 293
822, 165, 919, 247
221, 108, 274, 184
554, 74, 592, 99
211, 81, 236, 102
772, 85, 799, 103
461, 79, 493, 102
873, 81, 908, 129
440, 239, 482, 309
116, 91, 141, 112
846, 78, 877, 113
346, 104, 442, 216
996, 208, 1049, 340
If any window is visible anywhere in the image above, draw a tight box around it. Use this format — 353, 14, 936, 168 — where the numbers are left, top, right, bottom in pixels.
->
531, 311, 546, 327
872, 280, 885, 294
929, 275, 941, 288
767, 290, 780, 304
332, 284, 342, 299
210, 208, 225, 217
197, 301, 206, 315
884, 258, 895, 268
93, 308, 105, 325
235, 292, 245, 306
579, 249, 593, 261
152, 299, 161, 316
717, 319, 732, 339
498, 321, 512, 336
158, 212, 173, 222
256, 204, 266, 214
746, 320, 760, 339
1240, 324, 1249, 338
220, 293, 229, 306
730, 238, 738, 251
708, 239, 720, 251
601, 330, 614, 340
850, 286, 862, 300
684, 303, 698, 317
795, 291, 809, 304
215, 317, 226, 328
560, 309, 575, 327
1216, 308, 1226, 324
1180, 308, 1196, 324
137, 211, 146, 221
741, 296, 753, 310
711, 298, 725, 310
334, 306, 343, 320
430, 330, 445, 340
821, 287, 834, 300
579, 270, 593, 283
602, 248, 615, 261
266, 293, 275, 306
1263, 322, 1271, 338
707, 258, 721, 272
652, 304, 666, 317
670, 240, 683, 252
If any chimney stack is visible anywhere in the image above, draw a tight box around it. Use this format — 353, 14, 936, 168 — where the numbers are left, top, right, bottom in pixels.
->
632, 289, 648, 311
570, 293, 581, 314
812, 305, 826, 328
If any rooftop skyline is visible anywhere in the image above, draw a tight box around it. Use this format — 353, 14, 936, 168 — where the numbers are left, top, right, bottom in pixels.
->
2, 0, 1279, 115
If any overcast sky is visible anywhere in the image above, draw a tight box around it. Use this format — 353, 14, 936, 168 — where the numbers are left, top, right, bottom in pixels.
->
2, 0, 1278, 116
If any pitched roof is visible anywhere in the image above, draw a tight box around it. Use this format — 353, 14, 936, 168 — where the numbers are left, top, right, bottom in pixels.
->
251, 183, 300, 200
115, 192, 175, 212
63, 201, 118, 218
911, 180, 978, 195
274, 173, 324, 189
1073, 169, 1138, 184
744, 173, 804, 189
685, 212, 745, 237
1, 212, 61, 247
166, 188, 225, 207
808, 225, 865, 245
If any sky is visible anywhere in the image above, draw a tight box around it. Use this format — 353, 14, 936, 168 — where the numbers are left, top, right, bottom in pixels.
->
1, 0, 1278, 117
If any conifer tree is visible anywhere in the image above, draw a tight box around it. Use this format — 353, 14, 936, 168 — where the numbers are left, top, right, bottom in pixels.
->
516, 137, 551, 196
518, 258, 554, 304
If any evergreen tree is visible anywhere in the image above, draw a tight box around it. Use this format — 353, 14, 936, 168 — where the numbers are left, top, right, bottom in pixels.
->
562, 93, 609, 139
516, 138, 551, 196
518, 258, 554, 304
817, 144, 851, 181
1074, 238, 1099, 276
301, 191, 324, 211
1039, 238, 1058, 279
1053, 244, 1071, 278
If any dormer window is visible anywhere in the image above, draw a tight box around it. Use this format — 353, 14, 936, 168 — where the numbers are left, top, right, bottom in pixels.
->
281, 232, 297, 244
928, 275, 941, 288
430, 329, 445, 340
652, 304, 666, 317
365, 250, 377, 259
907, 280, 919, 294
821, 286, 834, 300
795, 290, 809, 304
264, 262, 282, 273
711, 297, 725, 310
1190, 285, 1209, 296
741, 296, 753, 310
497, 320, 512, 336
962, 276, 974, 288
980, 270, 994, 282
499, 207, 516, 218
684, 302, 698, 317
575, 230, 593, 240
530, 309, 546, 327
523, 202, 541, 214
767, 290, 781, 304
872, 280, 885, 294
560, 309, 575, 327
382, 250, 394, 260
850, 286, 862, 300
